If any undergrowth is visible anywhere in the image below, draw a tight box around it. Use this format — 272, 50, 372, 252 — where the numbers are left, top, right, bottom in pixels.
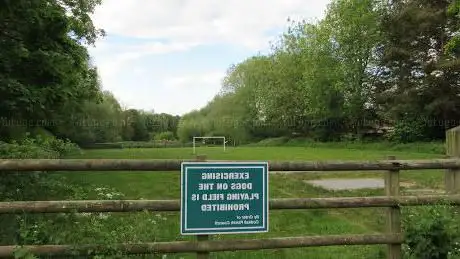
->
0, 135, 171, 258
402, 204, 460, 259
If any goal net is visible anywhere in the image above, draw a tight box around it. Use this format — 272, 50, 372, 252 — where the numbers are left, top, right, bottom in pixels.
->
192, 136, 226, 154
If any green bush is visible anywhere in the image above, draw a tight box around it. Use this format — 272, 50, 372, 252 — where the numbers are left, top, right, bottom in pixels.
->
402, 205, 460, 259
14, 185, 167, 258
154, 131, 175, 141
9, 180, 170, 258
0, 135, 81, 202
0, 135, 82, 246
0, 136, 170, 258
386, 117, 429, 143
0, 134, 80, 159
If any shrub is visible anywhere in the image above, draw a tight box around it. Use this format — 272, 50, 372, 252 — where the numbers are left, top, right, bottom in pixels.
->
385, 117, 428, 143
13, 184, 168, 258
402, 204, 460, 259
0, 134, 80, 159
0, 135, 82, 247
154, 131, 175, 141
0, 135, 81, 201
0, 135, 169, 258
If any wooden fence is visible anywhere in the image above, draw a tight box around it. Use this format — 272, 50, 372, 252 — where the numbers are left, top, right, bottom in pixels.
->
0, 157, 460, 259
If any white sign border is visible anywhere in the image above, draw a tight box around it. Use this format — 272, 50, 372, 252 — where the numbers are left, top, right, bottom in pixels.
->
180, 162, 269, 235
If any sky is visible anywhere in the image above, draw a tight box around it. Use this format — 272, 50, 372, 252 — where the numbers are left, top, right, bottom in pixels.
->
88, 0, 331, 116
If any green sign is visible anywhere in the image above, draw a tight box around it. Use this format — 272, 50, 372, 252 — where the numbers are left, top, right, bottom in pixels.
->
180, 162, 269, 235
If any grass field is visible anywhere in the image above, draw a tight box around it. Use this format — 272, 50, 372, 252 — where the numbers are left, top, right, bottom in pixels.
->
60, 146, 444, 259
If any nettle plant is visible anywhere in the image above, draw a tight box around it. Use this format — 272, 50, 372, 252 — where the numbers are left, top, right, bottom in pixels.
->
402, 204, 460, 259
14, 186, 169, 258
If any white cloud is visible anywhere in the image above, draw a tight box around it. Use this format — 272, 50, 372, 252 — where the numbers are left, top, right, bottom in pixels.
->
88, 0, 331, 115
91, 0, 329, 51
164, 72, 225, 90
91, 40, 199, 59
107, 71, 226, 115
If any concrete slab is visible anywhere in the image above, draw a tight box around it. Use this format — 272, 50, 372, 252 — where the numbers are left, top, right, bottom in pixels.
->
305, 178, 384, 191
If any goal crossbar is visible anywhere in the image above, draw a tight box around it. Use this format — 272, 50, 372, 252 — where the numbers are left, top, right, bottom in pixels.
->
192, 136, 226, 154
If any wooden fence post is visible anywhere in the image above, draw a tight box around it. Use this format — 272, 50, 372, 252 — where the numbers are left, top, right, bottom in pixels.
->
195, 155, 210, 259
445, 127, 460, 193
385, 155, 401, 259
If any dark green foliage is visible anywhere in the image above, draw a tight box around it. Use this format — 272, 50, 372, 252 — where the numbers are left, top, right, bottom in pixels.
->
375, 0, 460, 141
445, 0, 460, 55
0, 0, 103, 124
177, 0, 460, 144
402, 205, 460, 259
0, 0, 177, 145
123, 109, 150, 141
0, 135, 81, 245
386, 117, 430, 143
0, 135, 80, 201
155, 131, 175, 141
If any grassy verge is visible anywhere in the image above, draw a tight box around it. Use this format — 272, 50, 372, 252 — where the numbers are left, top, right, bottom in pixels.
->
54, 145, 447, 258
247, 137, 445, 155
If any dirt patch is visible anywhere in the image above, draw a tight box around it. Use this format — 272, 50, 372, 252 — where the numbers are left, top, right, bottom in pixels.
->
305, 178, 384, 191
304, 178, 429, 192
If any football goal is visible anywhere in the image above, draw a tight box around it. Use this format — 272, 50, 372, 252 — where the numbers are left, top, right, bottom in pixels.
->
192, 136, 227, 154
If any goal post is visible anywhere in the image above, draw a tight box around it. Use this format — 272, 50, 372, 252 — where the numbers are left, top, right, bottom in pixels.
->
193, 136, 226, 154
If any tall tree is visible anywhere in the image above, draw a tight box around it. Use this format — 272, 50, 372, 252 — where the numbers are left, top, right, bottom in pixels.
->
322, 0, 383, 135
375, 0, 460, 141
0, 0, 104, 139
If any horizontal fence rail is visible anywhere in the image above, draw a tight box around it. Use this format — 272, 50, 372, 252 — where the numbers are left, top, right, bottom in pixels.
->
0, 234, 403, 257
1, 195, 460, 214
0, 158, 460, 171
1, 156, 459, 259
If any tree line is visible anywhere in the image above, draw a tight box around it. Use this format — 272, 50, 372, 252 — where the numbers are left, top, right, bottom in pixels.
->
178, 0, 460, 144
2, 0, 459, 146
0, 0, 180, 145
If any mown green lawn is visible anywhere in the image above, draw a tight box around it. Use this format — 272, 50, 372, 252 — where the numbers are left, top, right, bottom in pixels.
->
60, 146, 443, 259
